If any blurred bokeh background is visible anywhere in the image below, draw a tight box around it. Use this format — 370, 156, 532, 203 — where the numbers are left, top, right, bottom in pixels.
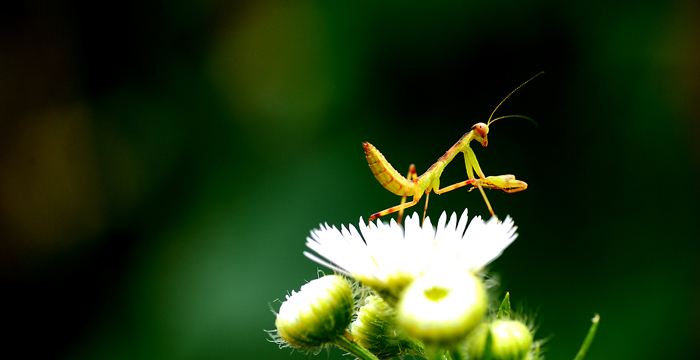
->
1, 1, 698, 359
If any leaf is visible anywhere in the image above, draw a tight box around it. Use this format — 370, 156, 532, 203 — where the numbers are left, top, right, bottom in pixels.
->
496, 292, 511, 320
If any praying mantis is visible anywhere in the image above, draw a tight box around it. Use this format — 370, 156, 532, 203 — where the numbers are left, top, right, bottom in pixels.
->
363, 72, 542, 224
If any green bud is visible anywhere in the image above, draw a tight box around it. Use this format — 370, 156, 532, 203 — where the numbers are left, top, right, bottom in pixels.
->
350, 295, 424, 359
274, 275, 354, 349
396, 271, 487, 348
466, 319, 533, 360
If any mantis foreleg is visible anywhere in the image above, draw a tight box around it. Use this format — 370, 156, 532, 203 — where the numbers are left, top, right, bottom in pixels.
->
464, 149, 495, 217
465, 147, 486, 180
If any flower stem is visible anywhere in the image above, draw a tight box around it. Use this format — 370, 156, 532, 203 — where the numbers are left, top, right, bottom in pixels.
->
333, 333, 380, 360
573, 314, 600, 360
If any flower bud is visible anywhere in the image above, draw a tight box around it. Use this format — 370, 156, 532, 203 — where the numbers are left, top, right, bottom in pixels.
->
466, 319, 533, 360
274, 275, 354, 349
350, 295, 424, 359
396, 271, 487, 348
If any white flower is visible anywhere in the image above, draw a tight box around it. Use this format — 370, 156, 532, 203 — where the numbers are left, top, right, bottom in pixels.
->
304, 208, 517, 304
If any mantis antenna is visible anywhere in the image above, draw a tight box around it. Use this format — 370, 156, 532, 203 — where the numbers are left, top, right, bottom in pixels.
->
489, 114, 538, 128
487, 71, 544, 127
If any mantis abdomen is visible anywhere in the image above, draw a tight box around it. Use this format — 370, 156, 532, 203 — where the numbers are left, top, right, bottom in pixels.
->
363, 142, 416, 197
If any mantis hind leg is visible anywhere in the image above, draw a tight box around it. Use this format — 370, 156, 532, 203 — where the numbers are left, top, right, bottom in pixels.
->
433, 179, 480, 194
369, 165, 420, 224
396, 164, 417, 225
422, 192, 430, 226
368, 193, 422, 224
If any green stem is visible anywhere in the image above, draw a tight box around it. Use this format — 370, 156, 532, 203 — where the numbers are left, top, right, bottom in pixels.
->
573, 314, 600, 360
333, 333, 380, 360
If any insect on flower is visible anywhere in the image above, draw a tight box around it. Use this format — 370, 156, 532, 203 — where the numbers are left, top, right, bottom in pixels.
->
363, 72, 543, 224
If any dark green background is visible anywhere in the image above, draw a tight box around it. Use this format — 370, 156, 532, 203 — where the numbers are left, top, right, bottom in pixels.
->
1, 1, 698, 359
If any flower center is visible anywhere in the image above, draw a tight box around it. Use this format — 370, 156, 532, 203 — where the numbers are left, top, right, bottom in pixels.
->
424, 286, 451, 302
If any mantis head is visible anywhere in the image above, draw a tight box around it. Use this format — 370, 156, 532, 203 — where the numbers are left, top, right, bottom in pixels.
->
471, 122, 489, 147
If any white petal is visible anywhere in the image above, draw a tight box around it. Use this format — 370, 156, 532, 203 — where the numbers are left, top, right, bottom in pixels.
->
435, 211, 448, 237
419, 216, 435, 241
303, 207, 518, 295
456, 208, 470, 236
